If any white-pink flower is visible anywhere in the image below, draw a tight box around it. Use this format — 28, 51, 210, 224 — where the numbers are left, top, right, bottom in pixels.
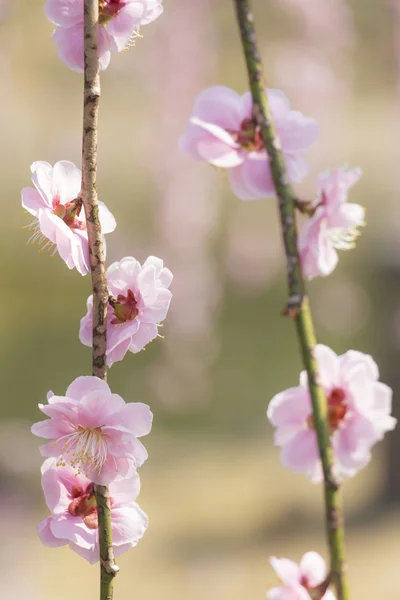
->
267, 552, 335, 600
79, 256, 173, 366
44, 0, 163, 72
179, 85, 318, 201
31, 376, 152, 484
267, 345, 396, 482
37, 458, 148, 563
22, 161, 116, 275
299, 166, 364, 280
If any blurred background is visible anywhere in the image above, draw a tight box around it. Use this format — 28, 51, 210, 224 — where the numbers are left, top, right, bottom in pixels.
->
0, 0, 399, 597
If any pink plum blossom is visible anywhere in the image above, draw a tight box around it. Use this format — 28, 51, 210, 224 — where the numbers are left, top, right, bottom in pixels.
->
79, 256, 173, 366
179, 85, 318, 201
267, 344, 396, 482
44, 0, 163, 72
299, 166, 364, 280
31, 376, 152, 484
38, 458, 147, 563
22, 161, 116, 275
267, 552, 335, 600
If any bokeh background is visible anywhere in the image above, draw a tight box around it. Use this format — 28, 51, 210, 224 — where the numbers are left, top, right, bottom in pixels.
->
0, 0, 399, 597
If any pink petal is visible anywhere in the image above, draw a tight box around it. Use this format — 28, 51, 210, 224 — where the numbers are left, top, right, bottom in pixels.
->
108, 320, 140, 354
91, 455, 135, 485
140, 288, 172, 322
21, 187, 47, 215
240, 154, 275, 198
30, 161, 54, 204
54, 218, 81, 271
110, 471, 141, 505
68, 541, 98, 563
52, 161, 81, 204
192, 86, 244, 130
98, 201, 117, 234
284, 151, 309, 184
267, 386, 311, 427
197, 137, 243, 168
129, 321, 159, 353
338, 350, 379, 383
297, 345, 339, 397
269, 557, 301, 587
131, 438, 148, 467
50, 514, 95, 548
266, 587, 305, 600
227, 164, 259, 201
371, 382, 393, 416
79, 300, 93, 347
344, 364, 374, 412
190, 116, 239, 148
279, 113, 318, 151
159, 267, 173, 288
41, 465, 74, 512
111, 505, 148, 546
299, 552, 326, 587
44, 0, 83, 27
268, 89, 291, 121
105, 2, 146, 52
106, 336, 132, 367
179, 124, 209, 160
137, 265, 158, 304
281, 429, 320, 479
120, 402, 153, 437
329, 203, 365, 230
117, 256, 142, 282
69, 228, 90, 274
53, 24, 111, 73
66, 376, 111, 400
315, 223, 339, 277
79, 391, 127, 427
37, 517, 67, 548
141, 257, 173, 288
31, 418, 74, 439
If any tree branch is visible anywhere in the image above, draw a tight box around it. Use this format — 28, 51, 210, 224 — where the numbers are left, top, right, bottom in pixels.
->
81, 1, 118, 597
232, 2, 350, 598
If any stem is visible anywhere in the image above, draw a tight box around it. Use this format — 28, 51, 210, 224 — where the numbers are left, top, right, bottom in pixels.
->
232, 2, 350, 599
81, 1, 118, 597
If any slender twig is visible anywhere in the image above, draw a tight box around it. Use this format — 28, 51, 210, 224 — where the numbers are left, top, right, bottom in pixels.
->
232, 2, 350, 599
81, 1, 119, 597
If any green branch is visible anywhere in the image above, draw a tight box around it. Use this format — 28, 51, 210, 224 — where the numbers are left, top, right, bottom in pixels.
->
232, 1, 350, 598
81, 1, 118, 598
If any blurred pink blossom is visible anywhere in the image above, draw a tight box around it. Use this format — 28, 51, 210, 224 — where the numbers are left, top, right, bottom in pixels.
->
144, 0, 221, 407
267, 345, 396, 482
44, 0, 163, 72
38, 458, 147, 563
21, 160, 116, 275
299, 166, 364, 280
267, 552, 335, 600
180, 86, 318, 200
79, 256, 172, 366
31, 376, 152, 484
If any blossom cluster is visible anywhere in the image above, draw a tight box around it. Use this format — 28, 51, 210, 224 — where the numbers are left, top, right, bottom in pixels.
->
26, 0, 169, 564
26, 0, 396, 595
177, 32, 395, 600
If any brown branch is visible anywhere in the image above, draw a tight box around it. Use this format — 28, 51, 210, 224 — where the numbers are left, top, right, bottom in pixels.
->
81, 1, 118, 597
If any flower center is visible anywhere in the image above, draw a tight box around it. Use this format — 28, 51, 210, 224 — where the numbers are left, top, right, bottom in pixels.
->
231, 118, 264, 152
110, 289, 139, 324
99, 0, 125, 25
68, 483, 99, 529
53, 197, 86, 230
308, 387, 347, 433
57, 426, 108, 476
